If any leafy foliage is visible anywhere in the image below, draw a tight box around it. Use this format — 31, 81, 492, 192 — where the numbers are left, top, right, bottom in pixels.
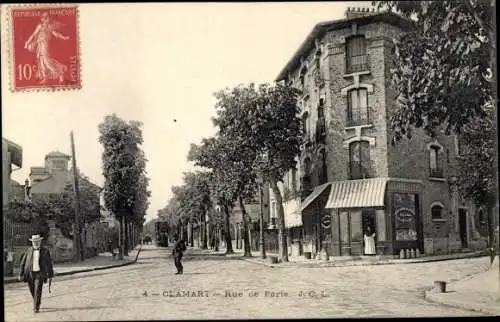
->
457, 102, 496, 205
374, 1, 495, 143
98, 114, 150, 223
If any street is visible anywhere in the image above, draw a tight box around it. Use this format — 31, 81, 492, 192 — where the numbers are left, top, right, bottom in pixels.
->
4, 245, 491, 320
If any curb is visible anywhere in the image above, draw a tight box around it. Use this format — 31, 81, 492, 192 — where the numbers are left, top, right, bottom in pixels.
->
4, 246, 142, 284
241, 251, 488, 269
424, 291, 500, 316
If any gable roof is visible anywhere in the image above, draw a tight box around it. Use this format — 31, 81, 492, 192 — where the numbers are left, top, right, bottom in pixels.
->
275, 11, 414, 82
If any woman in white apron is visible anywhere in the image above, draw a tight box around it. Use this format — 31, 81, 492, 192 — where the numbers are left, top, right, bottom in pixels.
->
364, 226, 376, 255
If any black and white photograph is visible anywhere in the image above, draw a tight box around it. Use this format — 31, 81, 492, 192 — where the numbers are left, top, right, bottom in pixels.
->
2, 1, 499, 320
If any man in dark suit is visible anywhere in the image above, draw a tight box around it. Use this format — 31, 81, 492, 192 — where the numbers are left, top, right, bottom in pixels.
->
172, 234, 186, 274
18, 234, 54, 313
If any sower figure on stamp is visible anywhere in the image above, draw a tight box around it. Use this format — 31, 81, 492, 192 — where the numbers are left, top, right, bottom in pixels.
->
172, 234, 186, 275
18, 234, 54, 313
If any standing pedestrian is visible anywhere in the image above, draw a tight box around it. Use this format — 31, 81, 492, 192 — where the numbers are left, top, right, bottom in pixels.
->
172, 234, 186, 274
18, 234, 54, 313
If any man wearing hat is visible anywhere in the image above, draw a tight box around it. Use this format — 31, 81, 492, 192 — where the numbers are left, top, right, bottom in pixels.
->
172, 234, 186, 274
18, 234, 54, 313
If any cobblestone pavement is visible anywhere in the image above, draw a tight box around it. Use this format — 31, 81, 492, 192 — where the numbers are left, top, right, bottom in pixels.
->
4, 245, 492, 320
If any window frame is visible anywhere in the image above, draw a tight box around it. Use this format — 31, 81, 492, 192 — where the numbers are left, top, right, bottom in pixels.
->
348, 140, 371, 179
346, 88, 369, 126
346, 35, 367, 73
431, 204, 444, 220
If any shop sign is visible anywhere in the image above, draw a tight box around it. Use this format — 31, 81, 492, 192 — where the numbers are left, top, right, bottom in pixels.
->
321, 214, 331, 228
395, 208, 415, 223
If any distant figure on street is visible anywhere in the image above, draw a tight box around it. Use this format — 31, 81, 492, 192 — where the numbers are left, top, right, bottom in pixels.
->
172, 234, 186, 274
18, 234, 54, 313
363, 226, 376, 255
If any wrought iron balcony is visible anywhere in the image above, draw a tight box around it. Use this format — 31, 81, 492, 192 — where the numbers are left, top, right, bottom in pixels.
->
346, 108, 373, 127
430, 167, 444, 179
348, 161, 375, 180
346, 54, 370, 74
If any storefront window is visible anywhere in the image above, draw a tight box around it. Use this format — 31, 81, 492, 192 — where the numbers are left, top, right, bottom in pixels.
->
376, 209, 386, 241
393, 193, 418, 241
350, 210, 362, 242
339, 211, 349, 243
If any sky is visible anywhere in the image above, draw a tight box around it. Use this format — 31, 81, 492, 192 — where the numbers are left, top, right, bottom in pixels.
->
2, 2, 369, 223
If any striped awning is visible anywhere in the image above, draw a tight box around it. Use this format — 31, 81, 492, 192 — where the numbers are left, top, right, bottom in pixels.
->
301, 183, 331, 212
325, 178, 389, 209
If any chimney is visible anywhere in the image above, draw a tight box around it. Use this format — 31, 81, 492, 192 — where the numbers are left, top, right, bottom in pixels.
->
345, 6, 377, 20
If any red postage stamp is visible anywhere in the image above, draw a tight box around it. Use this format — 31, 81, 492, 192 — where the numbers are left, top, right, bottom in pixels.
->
9, 5, 81, 91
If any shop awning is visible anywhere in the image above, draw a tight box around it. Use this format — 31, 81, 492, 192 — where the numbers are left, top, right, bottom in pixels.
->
325, 178, 389, 209
301, 183, 331, 212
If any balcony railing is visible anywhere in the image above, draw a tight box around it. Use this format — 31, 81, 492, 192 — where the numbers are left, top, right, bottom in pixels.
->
348, 161, 375, 180
346, 54, 370, 74
346, 108, 372, 127
429, 167, 444, 178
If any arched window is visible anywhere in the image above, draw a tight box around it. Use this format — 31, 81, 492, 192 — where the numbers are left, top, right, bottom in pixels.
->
349, 141, 371, 179
431, 204, 443, 220
346, 35, 367, 73
347, 88, 369, 126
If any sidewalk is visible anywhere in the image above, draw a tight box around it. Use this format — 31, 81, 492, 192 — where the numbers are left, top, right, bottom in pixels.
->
4, 246, 141, 284
203, 247, 489, 268
425, 258, 500, 316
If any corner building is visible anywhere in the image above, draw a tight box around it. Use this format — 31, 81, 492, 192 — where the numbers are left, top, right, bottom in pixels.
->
272, 7, 489, 259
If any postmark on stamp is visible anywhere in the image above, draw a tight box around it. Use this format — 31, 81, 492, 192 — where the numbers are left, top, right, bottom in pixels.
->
8, 5, 81, 92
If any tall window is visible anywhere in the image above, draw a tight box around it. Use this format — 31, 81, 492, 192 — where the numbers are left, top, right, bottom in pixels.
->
349, 141, 371, 179
346, 36, 367, 73
347, 88, 369, 126
319, 149, 328, 184
429, 146, 443, 178
302, 112, 309, 137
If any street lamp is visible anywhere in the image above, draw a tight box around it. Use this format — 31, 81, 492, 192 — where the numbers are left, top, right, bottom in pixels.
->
256, 174, 266, 259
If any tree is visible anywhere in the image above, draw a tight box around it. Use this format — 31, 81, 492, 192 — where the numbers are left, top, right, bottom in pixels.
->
373, 0, 495, 142
209, 83, 302, 261
98, 114, 150, 258
182, 171, 212, 249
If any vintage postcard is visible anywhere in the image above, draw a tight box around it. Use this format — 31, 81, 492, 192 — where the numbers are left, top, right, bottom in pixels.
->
2, 2, 498, 321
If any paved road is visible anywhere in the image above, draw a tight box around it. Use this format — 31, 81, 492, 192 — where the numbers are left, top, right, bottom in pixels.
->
4, 245, 491, 320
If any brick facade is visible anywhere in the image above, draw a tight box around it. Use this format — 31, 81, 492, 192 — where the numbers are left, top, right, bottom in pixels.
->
276, 10, 488, 257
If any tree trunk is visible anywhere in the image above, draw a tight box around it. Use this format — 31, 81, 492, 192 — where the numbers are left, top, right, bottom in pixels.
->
201, 210, 208, 249
119, 216, 125, 260
270, 179, 288, 262
239, 196, 252, 257
124, 217, 129, 256
224, 204, 234, 254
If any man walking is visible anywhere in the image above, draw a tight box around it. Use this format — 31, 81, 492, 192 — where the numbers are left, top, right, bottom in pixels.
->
18, 234, 54, 313
172, 234, 186, 274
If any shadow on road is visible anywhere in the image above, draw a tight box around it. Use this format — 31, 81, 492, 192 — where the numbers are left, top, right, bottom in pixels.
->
41, 306, 117, 312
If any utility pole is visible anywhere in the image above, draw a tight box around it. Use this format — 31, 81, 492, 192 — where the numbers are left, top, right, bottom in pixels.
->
70, 131, 84, 262
259, 183, 266, 259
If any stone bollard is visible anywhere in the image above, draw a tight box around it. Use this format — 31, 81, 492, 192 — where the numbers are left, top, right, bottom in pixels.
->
434, 280, 446, 293
400, 249, 405, 259
411, 249, 416, 258
416, 249, 420, 258
405, 249, 410, 259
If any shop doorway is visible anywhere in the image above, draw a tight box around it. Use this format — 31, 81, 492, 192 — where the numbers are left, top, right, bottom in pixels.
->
362, 208, 376, 254
459, 208, 468, 248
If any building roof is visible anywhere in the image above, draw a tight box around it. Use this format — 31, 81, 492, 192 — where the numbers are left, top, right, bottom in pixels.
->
2, 137, 23, 168
275, 11, 414, 82
30, 171, 70, 194
45, 151, 71, 159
